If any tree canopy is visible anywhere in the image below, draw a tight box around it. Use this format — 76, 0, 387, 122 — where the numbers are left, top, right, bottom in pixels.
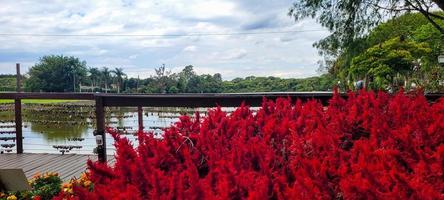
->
291, 8, 444, 92
289, 0, 444, 58
26, 55, 87, 92
350, 37, 432, 90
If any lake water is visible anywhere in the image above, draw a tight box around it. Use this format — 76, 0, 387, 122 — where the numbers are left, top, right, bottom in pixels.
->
0, 102, 209, 155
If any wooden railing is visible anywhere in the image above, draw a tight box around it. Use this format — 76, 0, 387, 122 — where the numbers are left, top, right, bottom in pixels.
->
1, 92, 442, 162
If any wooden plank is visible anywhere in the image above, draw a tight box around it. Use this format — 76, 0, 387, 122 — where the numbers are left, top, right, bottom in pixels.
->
21, 154, 63, 177
0, 154, 41, 168
35, 154, 77, 174
0, 154, 32, 167
0, 154, 116, 181
25, 154, 84, 181
60, 155, 92, 180
57, 155, 89, 177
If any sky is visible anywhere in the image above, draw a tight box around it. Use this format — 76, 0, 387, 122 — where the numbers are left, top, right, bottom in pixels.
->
0, 0, 329, 80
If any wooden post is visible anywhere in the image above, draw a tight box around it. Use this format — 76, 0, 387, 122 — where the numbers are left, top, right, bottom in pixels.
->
15, 99, 23, 154
95, 96, 107, 162
16, 63, 21, 92
15, 63, 23, 153
138, 106, 143, 132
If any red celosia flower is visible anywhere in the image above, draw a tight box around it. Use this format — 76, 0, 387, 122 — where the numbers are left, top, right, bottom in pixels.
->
56, 90, 444, 200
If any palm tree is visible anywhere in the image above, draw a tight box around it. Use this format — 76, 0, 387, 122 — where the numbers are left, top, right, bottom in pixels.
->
112, 67, 126, 93
101, 67, 111, 93
88, 67, 101, 89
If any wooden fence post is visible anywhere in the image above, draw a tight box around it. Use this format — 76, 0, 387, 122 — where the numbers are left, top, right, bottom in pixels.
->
95, 96, 107, 162
138, 106, 143, 132
15, 99, 23, 154
15, 63, 23, 153
16, 63, 21, 92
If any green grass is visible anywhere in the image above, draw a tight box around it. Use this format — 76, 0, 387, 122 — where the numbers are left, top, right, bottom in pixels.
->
0, 99, 81, 104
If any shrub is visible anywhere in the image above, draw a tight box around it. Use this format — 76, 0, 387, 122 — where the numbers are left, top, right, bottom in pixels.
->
0, 172, 61, 200
57, 90, 444, 199
55, 173, 92, 199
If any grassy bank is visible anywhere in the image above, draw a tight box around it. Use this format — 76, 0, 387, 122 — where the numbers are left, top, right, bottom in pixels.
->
0, 99, 82, 104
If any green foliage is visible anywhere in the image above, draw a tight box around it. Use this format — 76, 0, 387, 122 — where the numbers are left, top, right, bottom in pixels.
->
29, 172, 62, 200
129, 65, 334, 93
112, 67, 126, 93
26, 55, 87, 92
23, 55, 337, 93
0, 172, 62, 200
0, 76, 17, 91
316, 12, 444, 92
289, 0, 444, 61
222, 74, 336, 92
289, 0, 444, 91
350, 37, 432, 90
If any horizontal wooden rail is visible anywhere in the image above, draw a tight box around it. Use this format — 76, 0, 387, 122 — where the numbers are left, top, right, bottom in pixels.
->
1, 92, 442, 107
96, 92, 339, 107
0, 92, 95, 100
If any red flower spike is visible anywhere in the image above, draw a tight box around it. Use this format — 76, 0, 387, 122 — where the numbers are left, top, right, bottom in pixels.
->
55, 90, 444, 200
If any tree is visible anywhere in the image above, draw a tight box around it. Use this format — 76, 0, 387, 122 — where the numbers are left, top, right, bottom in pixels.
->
289, 1, 444, 78
88, 67, 101, 89
319, 12, 444, 91
112, 67, 126, 93
148, 64, 177, 93
26, 55, 87, 92
350, 37, 432, 90
101, 67, 111, 93
178, 65, 197, 92
289, 1, 444, 51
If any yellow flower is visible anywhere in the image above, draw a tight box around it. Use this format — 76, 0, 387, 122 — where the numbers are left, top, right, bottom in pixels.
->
62, 183, 72, 189
83, 180, 92, 187
80, 173, 88, 180
32, 172, 41, 179
6, 195, 17, 200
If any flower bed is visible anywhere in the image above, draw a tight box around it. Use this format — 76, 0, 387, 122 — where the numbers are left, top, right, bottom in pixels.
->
0, 172, 61, 200
55, 90, 443, 199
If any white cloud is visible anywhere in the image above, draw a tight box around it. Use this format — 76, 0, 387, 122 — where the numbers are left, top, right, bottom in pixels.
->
129, 54, 138, 59
183, 45, 197, 52
217, 49, 248, 60
0, 0, 330, 80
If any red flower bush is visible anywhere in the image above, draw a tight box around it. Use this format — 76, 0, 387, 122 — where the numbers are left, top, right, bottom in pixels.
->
57, 90, 444, 199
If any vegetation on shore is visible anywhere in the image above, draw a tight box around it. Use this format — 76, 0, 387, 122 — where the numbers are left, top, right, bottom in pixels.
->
0, 99, 81, 104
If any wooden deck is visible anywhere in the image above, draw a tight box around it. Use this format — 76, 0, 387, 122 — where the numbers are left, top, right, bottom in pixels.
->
0, 153, 115, 181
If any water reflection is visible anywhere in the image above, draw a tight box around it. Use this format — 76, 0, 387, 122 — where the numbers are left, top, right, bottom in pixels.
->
23, 104, 93, 141
0, 103, 182, 154
0, 103, 237, 154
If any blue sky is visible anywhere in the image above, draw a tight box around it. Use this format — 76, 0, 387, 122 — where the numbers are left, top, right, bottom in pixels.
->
0, 0, 329, 80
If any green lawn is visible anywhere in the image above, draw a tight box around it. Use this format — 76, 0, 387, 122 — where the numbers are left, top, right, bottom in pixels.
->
0, 99, 81, 104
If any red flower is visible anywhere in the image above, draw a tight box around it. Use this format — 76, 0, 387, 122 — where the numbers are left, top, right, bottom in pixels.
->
56, 90, 444, 199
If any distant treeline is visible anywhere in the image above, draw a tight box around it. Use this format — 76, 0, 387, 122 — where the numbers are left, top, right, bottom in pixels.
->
0, 55, 336, 93
125, 65, 335, 93
0, 74, 25, 91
